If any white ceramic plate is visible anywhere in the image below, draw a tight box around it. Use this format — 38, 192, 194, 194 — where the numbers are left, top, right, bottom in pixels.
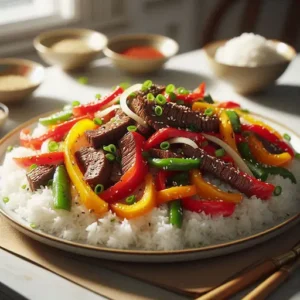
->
0, 113, 299, 263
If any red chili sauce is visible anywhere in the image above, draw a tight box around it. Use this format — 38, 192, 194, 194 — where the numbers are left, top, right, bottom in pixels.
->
121, 46, 164, 59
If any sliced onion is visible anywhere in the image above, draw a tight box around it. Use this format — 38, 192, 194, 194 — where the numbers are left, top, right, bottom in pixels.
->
120, 83, 148, 127
203, 133, 252, 175
168, 137, 198, 149
95, 105, 120, 119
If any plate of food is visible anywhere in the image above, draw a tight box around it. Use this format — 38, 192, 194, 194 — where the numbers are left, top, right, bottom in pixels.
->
0, 81, 299, 262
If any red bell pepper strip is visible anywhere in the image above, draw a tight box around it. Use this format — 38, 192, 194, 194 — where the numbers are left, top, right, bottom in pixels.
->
194, 82, 206, 97
20, 116, 88, 150
241, 124, 294, 157
13, 152, 64, 168
182, 197, 236, 217
145, 128, 206, 150
100, 132, 149, 203
218, 101, 241, 109
73, 87, 124, 117
155, 170, 172, 191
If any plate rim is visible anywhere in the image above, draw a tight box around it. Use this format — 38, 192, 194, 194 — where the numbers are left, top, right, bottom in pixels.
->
1, 111, 299, 256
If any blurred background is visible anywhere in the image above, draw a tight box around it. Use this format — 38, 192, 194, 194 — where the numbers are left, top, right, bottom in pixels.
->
0, 0, 299, 63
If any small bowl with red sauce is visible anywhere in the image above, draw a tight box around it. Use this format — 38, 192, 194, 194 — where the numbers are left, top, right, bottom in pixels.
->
103, 34, 179, 74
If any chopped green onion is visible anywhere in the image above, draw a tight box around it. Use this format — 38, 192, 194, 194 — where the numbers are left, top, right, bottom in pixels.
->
204, 107, 214, 116
72, 100, 80, 107
154, 105, 163, 116
283, 133, 291, 142
127, 125, 137, 132
48, 141, 59, 152
215, 148, 225, 157
203, 94, 214, 104
47, 179, 53, 187
160, 141, 170, 150
94, 184, 104, 194
95, 93, 101, 99
166, 84, 175, 93
105, 153, 115, 161
30, 223, 37, 229
142, 80, 152, 91
169, 92, 177, 101
129, 92, 137, 98
177, 87, 189, 95
3, 196, 9, 203
21, 184, 27, 189
155, 94, 166, 105
125, 195, 136, 205
176, 100, 185, 105
93, 118, 103, 126
119, 82, 130, 90
78, 76, 88, 85
103, 144, 117, 154
147, 93, 155, 101
240, 108, 250, 114
29, 164, 37, 171
295, 153, 300, 159
6, 145, 13, 152
273, 185, 282, 196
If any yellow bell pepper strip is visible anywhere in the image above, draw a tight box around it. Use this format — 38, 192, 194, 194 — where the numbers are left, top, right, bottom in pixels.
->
64, 119, 108, 214
192, 102, 220, 115
157, 185, 197, 205
111, 174, 156, 219
248, 135, 292, 167
190, 170, 243, 203
219, 110, 238, 152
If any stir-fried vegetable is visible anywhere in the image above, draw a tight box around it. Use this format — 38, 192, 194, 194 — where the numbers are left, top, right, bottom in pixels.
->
157, 185, 197, 204
13, 152, 64, 168
226, 110, 241, 133
149, 158, 201, 171
39, 110, 73, 126
219, 110, 238, 152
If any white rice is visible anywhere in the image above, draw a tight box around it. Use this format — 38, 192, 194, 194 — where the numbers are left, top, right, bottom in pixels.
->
1, 146, 299, 250
215, 33, 286, 67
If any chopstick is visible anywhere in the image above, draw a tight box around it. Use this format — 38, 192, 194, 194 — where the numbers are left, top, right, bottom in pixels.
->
242, 257, 300, 300
197, 240, 300, 300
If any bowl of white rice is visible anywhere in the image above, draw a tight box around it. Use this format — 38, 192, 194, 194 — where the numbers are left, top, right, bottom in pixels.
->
204, 33, 296, 94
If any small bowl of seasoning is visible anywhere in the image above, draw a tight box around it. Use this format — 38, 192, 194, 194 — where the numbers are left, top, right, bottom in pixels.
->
34, 28, 108, 71
0, 58, 44, 104
0, 103, 9, 128
103, 34, 179, 74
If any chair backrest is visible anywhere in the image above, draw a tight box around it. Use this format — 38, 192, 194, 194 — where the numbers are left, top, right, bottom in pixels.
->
201, 0, 300, 49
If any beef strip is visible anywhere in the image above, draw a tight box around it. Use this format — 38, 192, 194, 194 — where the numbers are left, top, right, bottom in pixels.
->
149, 148, 182, 159
137, 84, 165, 97
85, 109, 133, 149
131, 96, 219, 132
257, 135, 283, 154
26, 165, 55, 191
119, 132, 136, 173
182, 145, 253, 196
110, 162, 122, 183
75, 147, 112, 187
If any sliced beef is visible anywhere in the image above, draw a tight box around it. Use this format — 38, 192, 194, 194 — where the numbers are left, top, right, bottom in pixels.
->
131, 96, 219, 132
110, 162, 122, 183
119, 132, 136, 173
149, 148, 182, 159
85, 109, 133, 149
75, 147, 112, 187
27, 165, 55, 191
137, 84, 165, 97
257, 135, 283, 154
182, 145, 253, 196
136, 123, 155, 138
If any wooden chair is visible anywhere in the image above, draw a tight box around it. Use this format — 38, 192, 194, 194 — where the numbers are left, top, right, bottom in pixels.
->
201, 0, 300, 49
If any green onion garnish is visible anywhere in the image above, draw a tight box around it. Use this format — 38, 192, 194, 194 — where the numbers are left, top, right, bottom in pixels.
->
105, 153, 115, 161
127, 125, 137, 132
273, 185, 282, 196
283, 133, 291, 142
30, 223, 37, 229
166, 84, 175, 93
21, 184, 27, 189
203, 94, 214, 104
95, 93, 101, 99
169, 92, 177, 101
94, 184, 104, 194
154, 105, 163, 116
78, 76, 88, 85
103, 144, 117, 154
215, 148, 225, 157
160, 141, 170, 150
29, 164, 38, 171
125, 195, 136, 205
48, 141, 59, 152
155, 94, 166, 106
177, 87, 189, 95
6, 146, 13, 152
142, 80, 152, 91
176, 100, 184, 105
3, 196, 9, 203
93, 118, 103, 126
204, 107, 214, 116
295, 153, 300, 159
72, 100, 80, 107
147, 93, 155, 101
129, 92, 137, 98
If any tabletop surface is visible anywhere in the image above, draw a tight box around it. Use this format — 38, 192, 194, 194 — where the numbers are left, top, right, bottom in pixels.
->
0, 49, 300, 300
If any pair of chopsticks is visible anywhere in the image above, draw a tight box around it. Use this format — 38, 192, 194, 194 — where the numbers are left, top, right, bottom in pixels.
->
197, 240, 300, 300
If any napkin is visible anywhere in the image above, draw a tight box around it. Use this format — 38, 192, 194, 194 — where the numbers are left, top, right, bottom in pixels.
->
0, 214, 299, 299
